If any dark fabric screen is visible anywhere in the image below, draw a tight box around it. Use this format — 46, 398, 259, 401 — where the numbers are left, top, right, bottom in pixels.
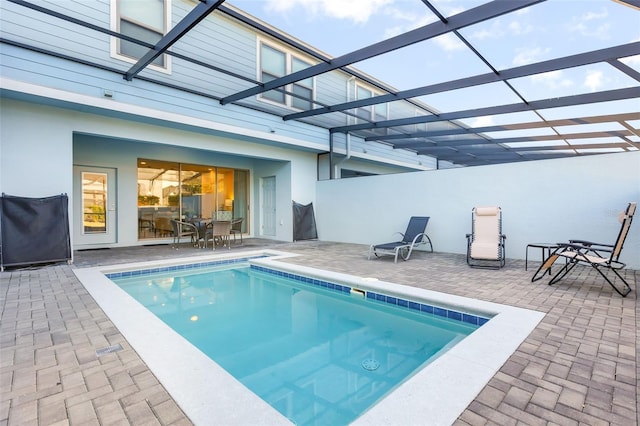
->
292, 201, 318, 241
1, 193, 72, 269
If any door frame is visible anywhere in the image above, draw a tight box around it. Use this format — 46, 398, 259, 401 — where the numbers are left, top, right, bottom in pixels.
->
73, 165, 117, 246
261, 176, 276, 237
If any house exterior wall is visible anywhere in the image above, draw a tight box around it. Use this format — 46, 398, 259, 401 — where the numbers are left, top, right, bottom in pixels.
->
0, 100, 73, 198
316, 151, 640, 269
0, 98, 317, 247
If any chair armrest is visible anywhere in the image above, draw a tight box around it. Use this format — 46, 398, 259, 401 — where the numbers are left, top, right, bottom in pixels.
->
177, 220, 198, 233
558, 241, 613, 255
568, 239, 613, 248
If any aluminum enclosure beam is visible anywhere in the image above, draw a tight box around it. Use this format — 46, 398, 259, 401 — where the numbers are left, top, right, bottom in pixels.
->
391, 130, 636, 149
331, 87, 640, 133
365, 112, 640, 141
124, 0, 226, 81
284, 43, 640, 121
219, 0, 544, 105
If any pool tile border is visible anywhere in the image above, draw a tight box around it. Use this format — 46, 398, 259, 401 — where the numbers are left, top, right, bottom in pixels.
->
105, 256, 266, 279
253, 264, 490, 327
251, 264, 353, 294
365, 290, 490, 326
115, 258, 492, 329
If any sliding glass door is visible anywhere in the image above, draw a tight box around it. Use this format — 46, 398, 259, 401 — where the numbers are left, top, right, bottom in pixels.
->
137, 159, 248, 240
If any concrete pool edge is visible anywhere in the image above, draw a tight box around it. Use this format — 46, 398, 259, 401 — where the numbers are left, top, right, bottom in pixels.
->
73, 250, 545, 426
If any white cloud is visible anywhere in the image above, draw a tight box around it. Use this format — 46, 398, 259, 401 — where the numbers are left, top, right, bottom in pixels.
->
512, 47, 550, 66
471, 28, 495, 41
620, 54, 640, 67
433, 33, 465, 52
382, 8, 437, 38
530, 70, 574, 90
584, 70, 605, 92
470, 19, 505, 41
508, 20, 533, 35
471, 116, 494, 127
265, 0, 394, 24
568, 7, 611, 39
470, 17, 533, 42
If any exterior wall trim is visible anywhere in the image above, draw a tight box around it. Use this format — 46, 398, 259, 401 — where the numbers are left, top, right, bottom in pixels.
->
0, 77, 328, 153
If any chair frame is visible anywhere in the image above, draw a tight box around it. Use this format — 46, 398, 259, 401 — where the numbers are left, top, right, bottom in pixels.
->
368, 216, 433, 263
230, 217, 243, 244
531, 202, 636, 297
170, 219, 199, 248
205, 220, 232, 250
466, 206, 506, 269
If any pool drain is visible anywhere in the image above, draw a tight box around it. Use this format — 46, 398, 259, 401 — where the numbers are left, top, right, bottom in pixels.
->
361, 358, 380, 371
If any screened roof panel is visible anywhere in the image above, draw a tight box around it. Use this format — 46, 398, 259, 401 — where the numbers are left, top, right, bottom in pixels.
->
620, 54, 640, 71
507, 63, 640, 100
537, 99, 640, 121
5, 0, 638, 167
481, 127, 558, 139
416, 82, 529, 115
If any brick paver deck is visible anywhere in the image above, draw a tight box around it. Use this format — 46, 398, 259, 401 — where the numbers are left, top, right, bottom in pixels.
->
1, 240, 637, 425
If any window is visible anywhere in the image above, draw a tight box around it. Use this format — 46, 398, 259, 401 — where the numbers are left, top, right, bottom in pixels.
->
137, 159, 249, 240
415, 112, 428, 134
82, 172, 108, 234
259, 42, 314, 110
113, 0, 168, 68
291, 57, 313, 110
355, 85, 387, 136
356, 86, 373, 122
261, 44, 286, 104
355, 85, 387, 122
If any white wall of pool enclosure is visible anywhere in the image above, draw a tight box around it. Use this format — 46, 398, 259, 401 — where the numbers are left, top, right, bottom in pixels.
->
316, 151, 640, 270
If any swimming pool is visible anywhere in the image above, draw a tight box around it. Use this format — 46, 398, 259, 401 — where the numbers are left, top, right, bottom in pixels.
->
108, 260, 484, 425
74, 250, 544, 425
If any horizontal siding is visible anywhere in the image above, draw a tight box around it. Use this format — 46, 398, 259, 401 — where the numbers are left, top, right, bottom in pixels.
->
1, 45, 328, 146
1, 0, 436, 171
2, 1, 113, 67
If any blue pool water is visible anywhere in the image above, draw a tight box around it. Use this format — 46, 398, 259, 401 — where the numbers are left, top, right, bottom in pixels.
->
110, 261, 484, 425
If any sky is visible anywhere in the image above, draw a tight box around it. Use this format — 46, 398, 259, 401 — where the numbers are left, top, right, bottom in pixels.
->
226, 0, 640, 132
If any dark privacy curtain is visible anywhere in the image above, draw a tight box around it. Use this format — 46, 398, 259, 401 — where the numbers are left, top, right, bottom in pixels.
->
292, 201, 317, 241
1, 193, 72, 269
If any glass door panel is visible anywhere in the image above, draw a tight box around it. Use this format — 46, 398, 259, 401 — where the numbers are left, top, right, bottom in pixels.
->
82, 172, 108, 234
137, 159, 249, 241
73, 166, 116, 246
181, 163, 216, 220
137, 159, 180, 239
214, 168, 234, 220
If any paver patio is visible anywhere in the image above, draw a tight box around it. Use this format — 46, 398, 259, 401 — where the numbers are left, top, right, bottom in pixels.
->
1, 240, 637, 425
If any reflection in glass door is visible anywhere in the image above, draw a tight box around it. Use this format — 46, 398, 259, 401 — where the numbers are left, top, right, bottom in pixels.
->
73, 166, 117, 246
82, 172, 108, 233
137, 159, 249, 240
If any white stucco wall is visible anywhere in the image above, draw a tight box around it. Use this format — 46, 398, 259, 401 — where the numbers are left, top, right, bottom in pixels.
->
0, 99, 73, 198
0, 99, 318, 247
315, 151, 640, 269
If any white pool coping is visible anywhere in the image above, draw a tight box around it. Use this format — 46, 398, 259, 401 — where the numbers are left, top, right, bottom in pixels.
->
74, 250, 545, 426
